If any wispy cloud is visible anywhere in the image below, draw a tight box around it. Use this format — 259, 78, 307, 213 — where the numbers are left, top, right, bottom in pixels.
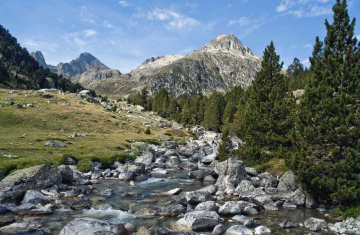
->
144, 8, 200, 31
103, 20, 114, 28
84, 29, 97, 37
64, 33, 86, 47
119, 0, 131, 7
228, 17, 251, 26
304, 43, 313, 48
25, 39, 59, 52
276, 0, 333, 18
80, 6, 96, 23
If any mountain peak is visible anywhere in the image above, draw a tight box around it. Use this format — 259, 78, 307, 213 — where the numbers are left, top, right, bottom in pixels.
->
31, 51, 48, 69
200, 34, 255, 56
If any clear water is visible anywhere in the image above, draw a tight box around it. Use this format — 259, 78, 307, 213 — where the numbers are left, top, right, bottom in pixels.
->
0, 168, 336, 234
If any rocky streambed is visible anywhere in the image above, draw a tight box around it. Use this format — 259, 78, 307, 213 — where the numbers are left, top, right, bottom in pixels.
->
0, 127, 356, 235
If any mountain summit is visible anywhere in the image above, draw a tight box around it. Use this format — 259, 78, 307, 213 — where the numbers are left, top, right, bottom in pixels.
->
95, 34, 261, 97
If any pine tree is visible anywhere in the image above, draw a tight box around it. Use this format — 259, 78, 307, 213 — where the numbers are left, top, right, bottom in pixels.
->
218, 128, 232, 162
203, 92, 225, 132
238, 42, 294, 163
290, 0, 360, 205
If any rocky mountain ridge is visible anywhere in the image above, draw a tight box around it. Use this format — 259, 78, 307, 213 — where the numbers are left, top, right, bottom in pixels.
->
95, 34, 262, 97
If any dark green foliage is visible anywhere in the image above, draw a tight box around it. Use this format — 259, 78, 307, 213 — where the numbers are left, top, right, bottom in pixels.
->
101, 96, 108, 102
0, 24, 82, 91
287, 57, 304, 77
285, 58, 313, 91
237, 41, 295, 164
145, 127, 151, 135
133, 87, 151, 110
203, 92, 226, 132
111, 105, 117, 112
290, 0, 360, 205
218, 129, 232, 162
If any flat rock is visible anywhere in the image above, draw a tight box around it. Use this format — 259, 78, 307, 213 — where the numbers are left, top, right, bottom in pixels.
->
44, 140, 66, 147
304, 217, 327, 231
176, 211, 222, 231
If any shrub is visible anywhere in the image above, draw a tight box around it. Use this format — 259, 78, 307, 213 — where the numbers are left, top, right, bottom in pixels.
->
77, 159, 92, 172
145, 127, 151, 135
101, 96, 108, 102
111, 105, 117, 112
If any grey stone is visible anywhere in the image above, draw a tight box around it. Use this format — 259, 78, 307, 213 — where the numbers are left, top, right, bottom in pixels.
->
22, 190, 50, 205
59, 217, 127, 235
100, 189, 112, 197
304, 217, 327, 231
225, 225, 253, 235
155, 204, 186, 217
0, 164, 61, 203
178, 161, 198, 171
59, 165, 73, 184
176, 211, 222, 231
182, 191, 213, 204
245, 167, 258, 177
254, 226, 271, 235
44, 140, 66, 147
213, 224, 227, 235
0, 220, 41, 233
194, 201, 217, 211
277, 171, 300, 192
118, 172, 134, 181
258, 172, 278, 188
279, 220, 297, 228
161, 141, 178, 149
131, 142, 147, 151
166, 156, 180, 168
215, 158, 247, 188
232, 215, 254, 227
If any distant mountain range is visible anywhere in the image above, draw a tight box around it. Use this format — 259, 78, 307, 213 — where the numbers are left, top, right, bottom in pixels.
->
31, 34, 262, 97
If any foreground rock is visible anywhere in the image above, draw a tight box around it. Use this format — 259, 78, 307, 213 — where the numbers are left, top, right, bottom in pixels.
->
155, 204, 186, 217
225, 225, 253, 235
215, 158, 247, 190
182, 191, 213, 204
176, 211, 222, 231
0, 164, 61, 203
0, 220, 41, 233
59, 217, 127, 235
304, 217, 327, 231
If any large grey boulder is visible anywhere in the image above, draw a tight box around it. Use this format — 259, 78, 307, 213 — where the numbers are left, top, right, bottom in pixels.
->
135, 152, 154, 167
258, 172, 278, 188
194, 201, 217, 211
178, 161, 198, 171
59, 217, 127, 235
131, 142, 147, 151
166, 156, 180, 168
118, 172, 134, 181
0, 164, 61, 203
197, 185, 218, 195
214, 158, 247, 188
232, 215, 254, 227
22, 190, 50, 205
176, 211, 222, 231
161, 141, 178, 149
155, 204, 186, 217
304, 218, 327, 231
182, 191, 213, 204
225, 225, 253, 235
11, 203, 52, 215
0, 220, 41, 234
245, 167, 258, 177
236, 180, 266, 200
219, 201, 258, 215
59, 165, 73, 184
179, 146, 195, 157
254, 226, 271, 234
213, 224, 227, 235
277, 171, 300, 192
189, 169, 216, 181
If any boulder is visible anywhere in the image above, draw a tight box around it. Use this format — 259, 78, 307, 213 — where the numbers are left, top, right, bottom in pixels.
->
189, 169, 216, 181
214, 158, 247, 188
22, 190, 50, 205
182, 191, 213, 204
179, 146, 195, 157
224, 225, 253, 235
277, 171, 300, 192
236, 180, 266, 200
178, 162, 198, 171
203, 175, 216, 182
166, 156, 180, 168
0, 164, 61, 203
219, 201, 258, 215
155, 204, 186, 217
136, 226, 151, 235
194, 201, 217, 211
59, 165, 73, 184
44, 140, 66, 147
304, 218, 327, 231
124, 223, 136, 233
118, 172, 134, 181
0, 217, 16, 227
59, 217, 127, 235
245, 167, 258, 177
176, 211, 222, 231
279, 220, 297, 228
258, 172, 278, 188
254, 226, 271, 235
100, 189, 112, 197
135, 152, 154, 167
11, 203, 52, 215
0, 220, 40, 234
213, 224, 227, 235
232, 215, 254, 227
131, 142, 147, 151
161, 141, 178, 149
197, 185, 217, 195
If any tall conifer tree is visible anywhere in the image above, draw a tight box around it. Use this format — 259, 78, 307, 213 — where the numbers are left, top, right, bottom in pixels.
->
290, 0, 360, 204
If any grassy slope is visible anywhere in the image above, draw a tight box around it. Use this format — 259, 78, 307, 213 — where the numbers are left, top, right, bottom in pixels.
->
0, 88, 186, 175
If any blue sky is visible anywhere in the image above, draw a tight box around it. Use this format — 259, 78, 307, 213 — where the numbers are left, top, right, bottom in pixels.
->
0, 0, 359, 73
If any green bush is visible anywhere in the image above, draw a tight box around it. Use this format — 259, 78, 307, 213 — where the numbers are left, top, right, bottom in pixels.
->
111, 105, 117, 112
333, 204, 360, 219
101, 96, 108, 102
77, 159, 92, 172
145, 127, 151, 135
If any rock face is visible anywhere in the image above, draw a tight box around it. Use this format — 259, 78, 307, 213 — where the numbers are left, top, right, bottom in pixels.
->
59, 217, 127, 235
94, 34, 261, 98
176, 211, 222, 231
0, 164, 61, 203
30, 51, 48, 69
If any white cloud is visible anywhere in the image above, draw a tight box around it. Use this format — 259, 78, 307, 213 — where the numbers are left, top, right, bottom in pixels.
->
84, 29, 97, 37
80, 6, 96, 23
302, 58, 310, 64
356, 35, 360, 40
103, 20, 114, 28
25, 39, 59, 52
304, 43, 313, 48
119, 0, 130, 7
228, 17, 251, 26
64, 33, 86, 47
110, 40, 116, 46
276, 0, 332, 17
145, 8, 200, 31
